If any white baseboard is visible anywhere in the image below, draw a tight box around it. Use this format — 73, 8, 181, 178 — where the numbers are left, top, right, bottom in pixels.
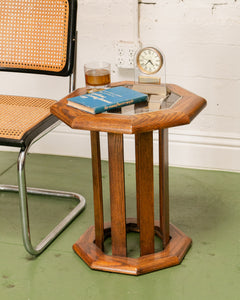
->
168, 130, 240, 172
2, 124, 239, 173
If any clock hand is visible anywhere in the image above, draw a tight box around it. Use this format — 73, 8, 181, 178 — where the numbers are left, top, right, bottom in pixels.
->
145, 60, 154, 66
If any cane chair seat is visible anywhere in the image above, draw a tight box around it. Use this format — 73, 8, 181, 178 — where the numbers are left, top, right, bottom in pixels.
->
0, 95, 56, 140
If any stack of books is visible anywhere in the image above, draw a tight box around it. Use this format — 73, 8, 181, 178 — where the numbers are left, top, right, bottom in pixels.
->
67, 86, 148, 114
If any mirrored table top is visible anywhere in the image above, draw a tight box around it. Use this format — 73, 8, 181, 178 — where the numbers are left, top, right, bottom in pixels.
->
106, 84, 181, 115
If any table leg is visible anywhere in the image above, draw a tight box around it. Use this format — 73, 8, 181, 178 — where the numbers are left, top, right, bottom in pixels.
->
135, 132, 155, 256
90, 131, 104, 250
108, 133, 127, 257
159, 129, 170, 248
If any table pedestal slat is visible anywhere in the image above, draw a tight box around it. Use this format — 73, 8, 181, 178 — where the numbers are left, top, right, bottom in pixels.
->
91, 131, 104, 250
108, 133, 127, 257
135, 132, 155, 256
159, 129, 170, 248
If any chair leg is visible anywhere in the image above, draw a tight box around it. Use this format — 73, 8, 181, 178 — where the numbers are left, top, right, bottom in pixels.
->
0, 147, 86, 256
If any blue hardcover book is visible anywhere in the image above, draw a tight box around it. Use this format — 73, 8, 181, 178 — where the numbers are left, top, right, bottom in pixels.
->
67, 86, 147, 114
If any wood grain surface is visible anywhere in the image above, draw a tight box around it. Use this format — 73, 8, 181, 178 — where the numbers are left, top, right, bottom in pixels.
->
73, 219, 192, 275
108, 133, 127, 256
159, 129, 170, 248
50, 81, 207, 134
90, 131, 104, 250
135, 132, 155, 256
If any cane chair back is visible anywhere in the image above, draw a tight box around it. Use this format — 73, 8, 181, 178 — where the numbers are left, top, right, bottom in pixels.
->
0, 0, 76, 75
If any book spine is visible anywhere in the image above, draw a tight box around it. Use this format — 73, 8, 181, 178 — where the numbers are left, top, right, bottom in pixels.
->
94, 107, 105, 114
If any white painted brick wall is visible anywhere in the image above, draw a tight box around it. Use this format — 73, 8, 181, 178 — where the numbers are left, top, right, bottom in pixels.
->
138, 0, 240, 171
139, 0, 240, 136
76, 0, 138, 86
0, 0, 239, 171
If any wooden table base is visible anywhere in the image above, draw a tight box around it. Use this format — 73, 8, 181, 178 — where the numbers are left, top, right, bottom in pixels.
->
72, 130, 192, 275
73, 218, 192, 276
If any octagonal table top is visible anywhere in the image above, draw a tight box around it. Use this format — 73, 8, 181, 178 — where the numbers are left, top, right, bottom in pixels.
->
50, 81, 207, 134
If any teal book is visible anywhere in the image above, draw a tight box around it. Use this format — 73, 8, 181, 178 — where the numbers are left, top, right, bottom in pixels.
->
67, 86, 147, 114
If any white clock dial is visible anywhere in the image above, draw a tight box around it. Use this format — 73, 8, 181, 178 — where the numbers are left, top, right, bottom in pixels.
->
137, 47, 163, 74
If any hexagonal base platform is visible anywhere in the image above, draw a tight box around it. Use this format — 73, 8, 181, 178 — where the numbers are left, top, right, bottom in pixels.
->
73, 219, 192, 275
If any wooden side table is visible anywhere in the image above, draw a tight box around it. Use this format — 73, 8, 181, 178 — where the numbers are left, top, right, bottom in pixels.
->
51, 81, 206, 275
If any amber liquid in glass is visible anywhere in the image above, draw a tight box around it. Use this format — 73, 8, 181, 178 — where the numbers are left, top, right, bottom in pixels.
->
85, 68, 110, 87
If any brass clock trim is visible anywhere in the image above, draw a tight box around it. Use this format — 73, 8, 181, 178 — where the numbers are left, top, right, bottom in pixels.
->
136, 47, 163, 75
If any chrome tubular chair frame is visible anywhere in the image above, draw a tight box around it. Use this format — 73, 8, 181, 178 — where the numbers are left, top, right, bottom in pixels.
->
0, 77, 86, 256
0, 119, 85, 256
0, 0, 86, 255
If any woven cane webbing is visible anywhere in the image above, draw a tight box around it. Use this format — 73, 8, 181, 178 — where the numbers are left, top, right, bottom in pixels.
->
0, 0, 69, 72
0, 95, 56, 140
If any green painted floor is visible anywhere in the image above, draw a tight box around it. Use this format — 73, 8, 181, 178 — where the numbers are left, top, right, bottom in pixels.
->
0, 151, 239, 300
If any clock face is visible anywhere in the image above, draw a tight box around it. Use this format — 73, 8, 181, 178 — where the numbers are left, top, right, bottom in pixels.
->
137, 47, 163, 75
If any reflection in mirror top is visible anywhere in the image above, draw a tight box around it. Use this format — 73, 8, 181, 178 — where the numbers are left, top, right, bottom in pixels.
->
106, 87, 181, 115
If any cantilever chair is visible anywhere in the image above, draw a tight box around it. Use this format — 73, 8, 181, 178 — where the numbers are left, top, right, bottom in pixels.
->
0, 0, 86, 255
